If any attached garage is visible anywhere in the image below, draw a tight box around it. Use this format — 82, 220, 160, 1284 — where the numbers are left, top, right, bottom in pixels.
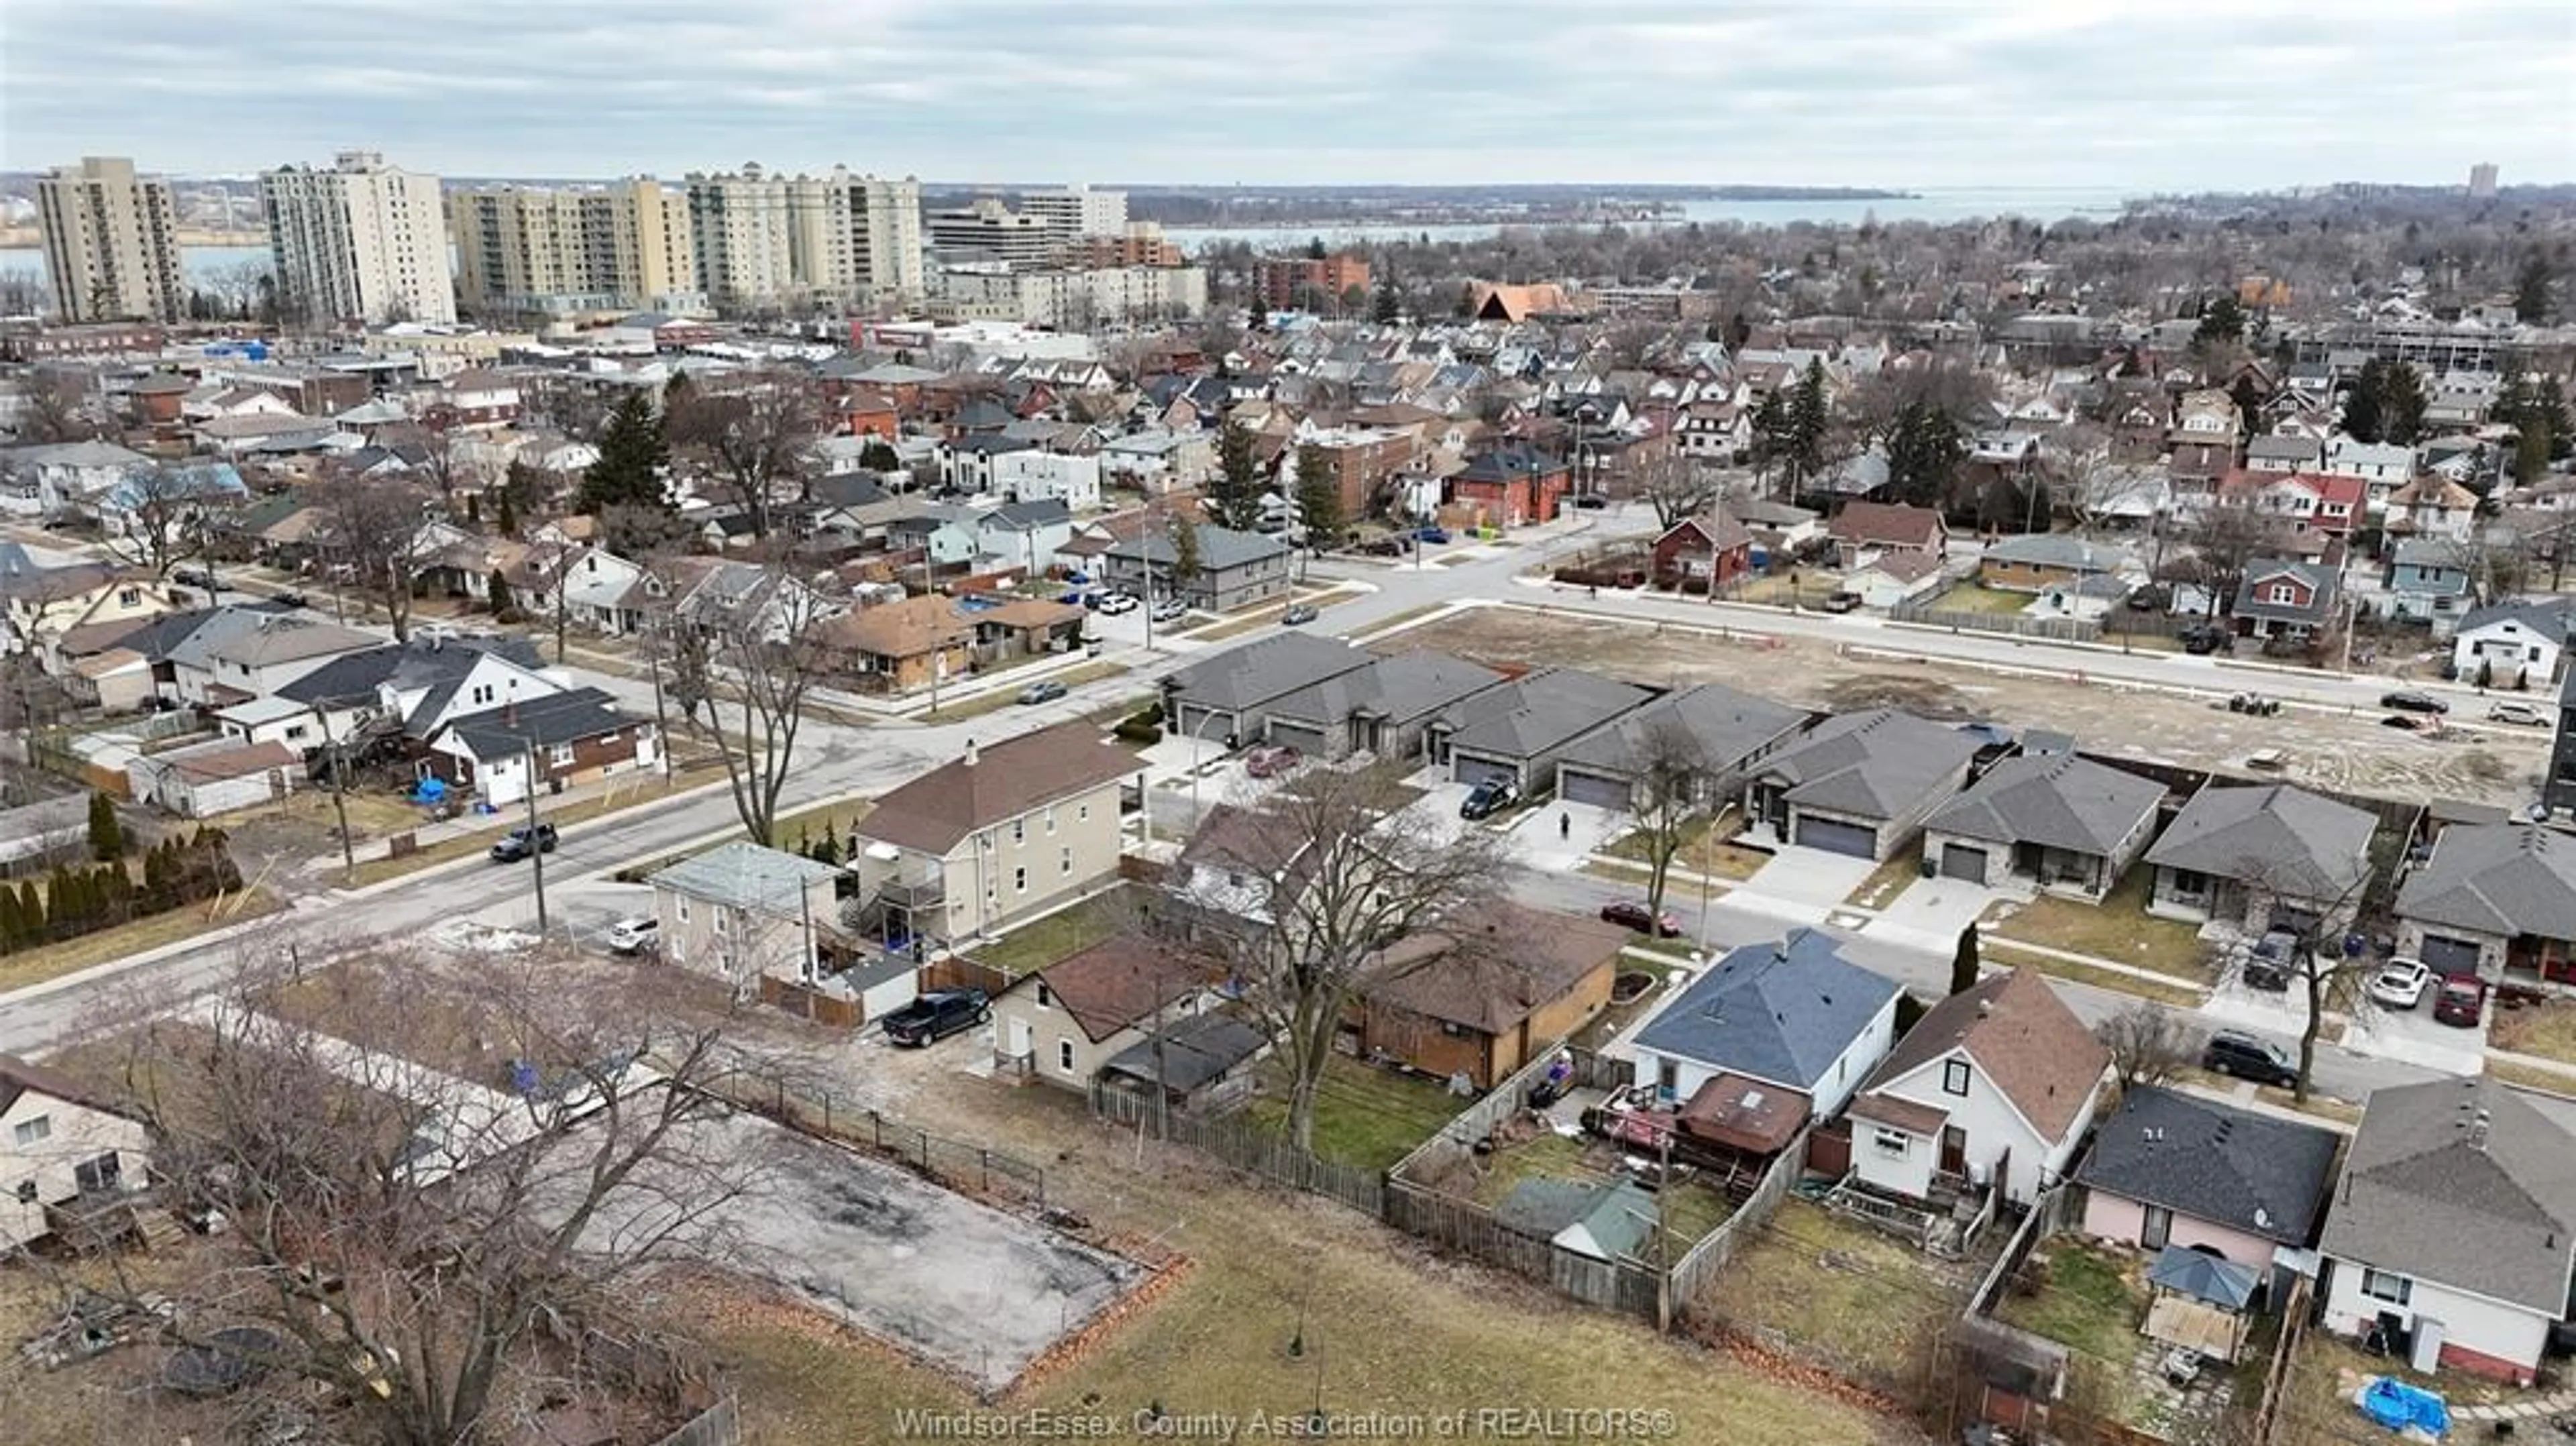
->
1266, 719, 1329, 757
2418, 932, 2485, 977
1558, 768, 1632, 811
1940, 844, 1989, 883
1171, 703, 1236, 748
1453, 753, 1519, 789
1796, 815, 1878, 858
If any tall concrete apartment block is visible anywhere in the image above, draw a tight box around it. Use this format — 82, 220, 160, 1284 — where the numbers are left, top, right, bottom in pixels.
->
1018, 185, 1128, 239
36, 156, 185, 323
2470, 162, 2500, 200
260, 150, 455, 325
451, 178, 700, 317
682, 164, 922, 309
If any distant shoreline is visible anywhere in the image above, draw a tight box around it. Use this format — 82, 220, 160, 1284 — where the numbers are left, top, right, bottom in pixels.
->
0, 227, 266, 249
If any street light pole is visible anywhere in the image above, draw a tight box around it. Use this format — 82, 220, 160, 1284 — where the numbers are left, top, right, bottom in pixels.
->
523, 738, 549, 937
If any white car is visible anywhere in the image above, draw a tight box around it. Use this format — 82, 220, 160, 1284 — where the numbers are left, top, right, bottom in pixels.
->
1095, 592, 1140, 615
1150, 597, 1189, 624
605, 917, 659, 955
2367, 957, 2432, 1009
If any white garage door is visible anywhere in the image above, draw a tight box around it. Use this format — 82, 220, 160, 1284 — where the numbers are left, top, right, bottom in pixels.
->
1454, 754, 1517, 789
1267, 720, 1328, 757
1797, 816, 1878, 858
1558, 768, 1631, 811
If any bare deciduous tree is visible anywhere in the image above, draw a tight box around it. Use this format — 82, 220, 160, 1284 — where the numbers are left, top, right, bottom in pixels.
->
17, 370, 101, 444
1630, 451, 1723, 531
1623, 719, 1712, 928
665, 372, 826, 540
2095, 1001, 2198, 1091
314, 469, 431, 642
674, 569, 833, 846
2047, 424, 2161, 535
95, 462, 219, 579
2220, 849, 2381, 1103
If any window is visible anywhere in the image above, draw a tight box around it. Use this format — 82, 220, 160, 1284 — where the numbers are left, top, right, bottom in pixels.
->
284, 724, 307, 741
2267, 583, 2300, 605
551, 743, 576, 768
472, 684, 494, 706
12, 1117, 49, 1147
117, 588, 139, 606
1056, 1038, 1075, 1074
1013, 867, 1027, 894
73, 1154, 120, 1195
1012, 819, 1024, 845
1872, 1129, 1911, 1158
676, 897, 690, 922
1044, 806, 1057, 836
1035, 982, 1051, 1009
1060, 846, 1073, 877
2359, 1269, 2412, 1306
1941, 1060, 1970, 1097
1077, 802, 1090, 822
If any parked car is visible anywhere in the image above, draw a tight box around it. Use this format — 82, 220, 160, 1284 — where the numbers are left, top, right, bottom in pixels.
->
1599, 900, 1682, 938
1356, 537, 1407, 557
2202, 1029, 2299, 1087
2368, 958, 2432, 1009
1094, 592, 1139, 615
1819, 591, 1863, 614
881, 988, 990, 1047
1150, 597, 1189, 623
2489, 702, 2548, 726
1243, 743, 1302, 779
1413, 526, 1452, 545
488, 823, 559, 863
274, 590, 308, 609
172, 565, 215, 588
2433, 975, 2487, 1028
2240, 928, 2303, 991
2381, 691, 2447, 715
1458, 776, 1521, 820
1018, 680, 1068, 706
2178, 623, 2231, 655
604, 917, 659, 955
1571, 493, 1610, 510
2379, 713, 2438, 732
1281, 603, 1320, 626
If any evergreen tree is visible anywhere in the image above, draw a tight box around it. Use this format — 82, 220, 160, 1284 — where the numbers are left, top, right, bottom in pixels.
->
495, 488, 518, 537
2517, 252, 2556, 325
142, 840, 170, 911
487, 569, 517, 620
1785, 359, 1831, 491
859, 439, 900, 472
17, 880, 44, 941
1748, 390, 1791, 488
1452, 283, 1477, 320
1294, 444, 1346, 547
87, 791, 123, 861
2229, 374, 2265, 435
45, 867, 85, 938
1248, 296, 1270, 331
819, 819, 840, 865
1304, 236, 1328, 261
2194, 294, 2247, 347
1886, 400, 1966, 510
1165, 510, 1204, 600
577, 392, 671, 515
1949, 924, 1982, 996
2340, 374, 2384, 445
1371, 274, 1401, 326
2371, 358, 2428, 445
1209, 422, 1267, 531
0, 885, 21, 952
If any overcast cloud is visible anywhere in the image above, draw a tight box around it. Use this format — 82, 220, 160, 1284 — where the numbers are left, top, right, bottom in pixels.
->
4, 0, 2569, 188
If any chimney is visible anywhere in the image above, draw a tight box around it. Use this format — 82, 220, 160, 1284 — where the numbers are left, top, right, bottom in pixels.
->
963, 738, 979, 767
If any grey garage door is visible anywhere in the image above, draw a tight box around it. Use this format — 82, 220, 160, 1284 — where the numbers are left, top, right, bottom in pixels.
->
1941, 845, 1988, 883
1267, 720, 1328, 757
1454, 754, 1518, 789
2419, 934, 2484, 976
1558, 768, 1631, 810
1796, 815, 1878, 858
1173, 704, 1232, 746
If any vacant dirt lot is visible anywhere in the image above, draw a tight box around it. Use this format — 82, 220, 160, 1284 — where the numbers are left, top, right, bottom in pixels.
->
1386, 608, 2546, 810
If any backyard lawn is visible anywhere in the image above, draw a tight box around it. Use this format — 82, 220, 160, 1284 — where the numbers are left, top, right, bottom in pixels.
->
1599, 808, 1771, 883
1693, 1197, 1969, 1391
1461, 1132, 1736, 1248
1994, 1240, 2145, 1366
1929, 582, 2035, 616
1984, 868, 2212, 981
967, 887, 1137, 976
1245, 1054, 1462, 1172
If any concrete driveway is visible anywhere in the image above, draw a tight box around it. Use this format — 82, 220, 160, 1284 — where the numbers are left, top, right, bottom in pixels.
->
1868, 873, 2021, 950
2341, 996, 2489, 1076
1741, 844, 1881, 909
1509, 799, 1625, 871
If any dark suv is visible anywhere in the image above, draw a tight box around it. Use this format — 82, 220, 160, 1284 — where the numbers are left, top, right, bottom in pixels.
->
1458, 776, 1521, 821
488, 823, 559, 863
881, 989, 990, 1047
2201, 1030, 2298, 1087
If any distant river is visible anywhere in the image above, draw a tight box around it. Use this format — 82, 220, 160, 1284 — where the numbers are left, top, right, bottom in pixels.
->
0, 243, 271, 290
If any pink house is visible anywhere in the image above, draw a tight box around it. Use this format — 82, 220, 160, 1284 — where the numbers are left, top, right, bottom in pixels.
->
2073, 1085, 2341, 1280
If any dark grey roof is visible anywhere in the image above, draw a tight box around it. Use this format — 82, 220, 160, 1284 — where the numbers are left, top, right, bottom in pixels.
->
1099, 1013, 1269, 1093
1758, 709, 1980, 822
2147, 1246, 2261, 1311
1925, 752, 2164, 855
2143, 784, 2375, 899
2396, 823, 2576, 941
1438, 667, 1653, 763
1982, 532, 2129, 572
2230, 559, 2340, 624
276, 635, 544, 708
1554, 682, 1808, 781
2455, 596, 2576, 642
946, 433, 1034, 457
1630, 930, 1898, 1091
2073, 1086, 2340, 1246
1106, 522, 1290, 573
441, 687, 639, 759
1263, 649, 1507, 730
987, 498, 1071, 531
2318, 1076, 2576, 1315
2247, 435, 2323, 463
1163, 632, 1371, 714
810, 473, 891, 510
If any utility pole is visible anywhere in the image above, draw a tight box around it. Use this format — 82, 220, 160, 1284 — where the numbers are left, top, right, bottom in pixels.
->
315, 704, 356, 885
523, 738, 549, 936
644, 629, 672, 777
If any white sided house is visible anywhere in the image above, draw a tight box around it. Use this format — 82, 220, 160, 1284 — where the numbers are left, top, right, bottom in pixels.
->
0, 1055, 154, 1249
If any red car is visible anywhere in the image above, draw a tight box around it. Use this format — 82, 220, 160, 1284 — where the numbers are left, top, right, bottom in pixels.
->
1244, 744, 1303, 779
2433, 975, 2487, 1029
1599, 900, 1682, 937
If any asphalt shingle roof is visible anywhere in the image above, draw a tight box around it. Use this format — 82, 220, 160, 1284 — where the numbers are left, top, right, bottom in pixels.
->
1554, 682, 1808, 781
1105, 521, 1290, 573
2143, 784, 2375, 899
443, 687, 639, 759
1862, 968, 2108, 1143
1925, 752, 2165, 856
2396, 822, 2576, 941
1438, 667, 1653, 761
647, 840, 840, 914
1163, 632, 1371, 715
2073, 1086, 2341, 1246
1759, 709, 1980, 822
1262, 649, 1507, 730
857, 723, 1139, 856
1631, 930, 1899, 1091
1981, 533, 2129, 573
2318, 1076, 2576, 1315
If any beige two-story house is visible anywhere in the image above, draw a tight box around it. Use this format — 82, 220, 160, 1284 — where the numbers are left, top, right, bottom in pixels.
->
0, 1055, 154, 1250
851, 723, 1143, 946
648, 841, 844, 991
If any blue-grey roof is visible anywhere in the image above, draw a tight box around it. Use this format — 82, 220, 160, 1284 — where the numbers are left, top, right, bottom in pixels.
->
2230, 559, 2340, 624
647, 840, 841, 913
1759, 709, 1980, 822
1263, 649, 1507, 730
1438, 667, 1653, 762
1107, 522, 1291, 573
440, 687, 641, 759
277, 636, 543, 708
1163, 632, 1371, 713
1554, 682, 1808, 781
2144, 783, 2375, 899
2456, 596, 2576, 642
2396, 822, 2576, 941
2074, 1086, 2340, 1247
2147, 1245, 2261, 1312
1925, 752, 2164, 855
1630, 929, 1899, 1090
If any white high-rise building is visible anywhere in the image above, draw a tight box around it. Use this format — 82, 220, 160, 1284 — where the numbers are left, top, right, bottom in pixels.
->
36, 156, 184, 323
926, 199, 1056, 266
2469, 162, 2500, 200
1019, 185, 1128, 240
260, 150, 455, 325
686, 164, 924, 310
451, 178, 700, 317
684, 164, 796, 308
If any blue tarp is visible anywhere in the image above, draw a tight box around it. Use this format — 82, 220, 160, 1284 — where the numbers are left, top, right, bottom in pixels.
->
410, 777, 447, 804
2357, 1376, 2449, 1437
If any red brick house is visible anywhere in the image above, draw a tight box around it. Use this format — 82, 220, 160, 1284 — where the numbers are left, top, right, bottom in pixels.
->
1652, 508, 1755, 595
1452, 444, 1571, 526
1828, 501, 1949, 567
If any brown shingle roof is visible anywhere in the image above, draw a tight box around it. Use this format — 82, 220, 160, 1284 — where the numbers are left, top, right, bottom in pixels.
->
815, 594, 971, 660
1364, 904, 1624, 1036
1031, 932, 1211, 1043
1863, 968, 2108, 1142
1830, 500, 1945, 551
1848, 1092, 1949, 1135
0, 1054, 136, 1121
859, 723, 1137, 856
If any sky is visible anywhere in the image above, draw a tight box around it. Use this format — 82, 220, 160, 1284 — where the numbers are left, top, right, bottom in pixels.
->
4, 0, 2571, 190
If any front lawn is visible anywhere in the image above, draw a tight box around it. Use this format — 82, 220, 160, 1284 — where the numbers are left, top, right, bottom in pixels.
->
1599, 808, 1770, 883
1984, 942, 2204, 1009
1245, 1055, 1463, 1172
967, 887, 1137, 976
1985, 867, 2212, 981
0, 887, 282, 995
1995, 1240, 2145, 1365
2491, 999, 2576, 1066
1931, 582, 2037, 615
1845, 854, 1920, 909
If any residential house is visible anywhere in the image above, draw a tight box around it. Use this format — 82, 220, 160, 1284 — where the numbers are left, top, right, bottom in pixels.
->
990, 451, 1102, 512
163, 610, 378, 708
1165, 801, 1310, 939
1746, 709, 1982, 860
968, 498, 1077, 575
0, 439, 148, 516
2392, 822, 2576, 983
0, 1055, 154, 1250
848, 725, 1141, 944
2167, 388, 2242, 483
813, 594, 975, 696
1095, 1013, 1270, 1114
1450, 443, 1572, 524
1256, 649, 1507, 762
1294, 425, 1418, 520
1921, 751, 2166, 896
1098, 430, 1216, 494
1650, 507, 1754, 595
2424, 372, 2499, 432
529, 547, 665, 637
1728, 497, 1825, 555
1552, 682, 1807, 813
420, 687, 659, 808
125, 738, 299, 818
1161, 631, 1371, 746
439, 368, 522, 428
1426, 667, 1655, 793
1848, 968, 2111, 1207
669, 559, 841, 645
1976, 533, 2132, 595
2230, 559, 2343, 643
991, 932, 1219, 1089
2243, 434, 2324, 478
2221, 471, 2365, 539
2384, 538, 2475, 628
1629, 930, 1901, 1158
0, 557, 180, 661
2321, 437, 2419, 511
649, 842, 843, 990
1350, 905, 1626, 1090
1842, 549, 1947, 609
2317, 1077, 2576, 1384
1828, 501, 1948, 567
2077, 1085, 2341, 1276
1099, 522, 1292, 613
2143, 783, 2376, 934
2449, 598, 2575, 687
2385, 476, 2480, 544
1677, 398, 1748, 461
272, 634, 558, 755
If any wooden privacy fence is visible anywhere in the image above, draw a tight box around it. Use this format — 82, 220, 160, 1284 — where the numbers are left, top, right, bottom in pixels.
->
647, 1396, 741, 1446
1667, 1127, 1807, 1313
757, 975, 859, 1027
1383, 1179, 1662, 1321
1088, 1078, 1384, 1217
714, 1074, 1047, 1207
